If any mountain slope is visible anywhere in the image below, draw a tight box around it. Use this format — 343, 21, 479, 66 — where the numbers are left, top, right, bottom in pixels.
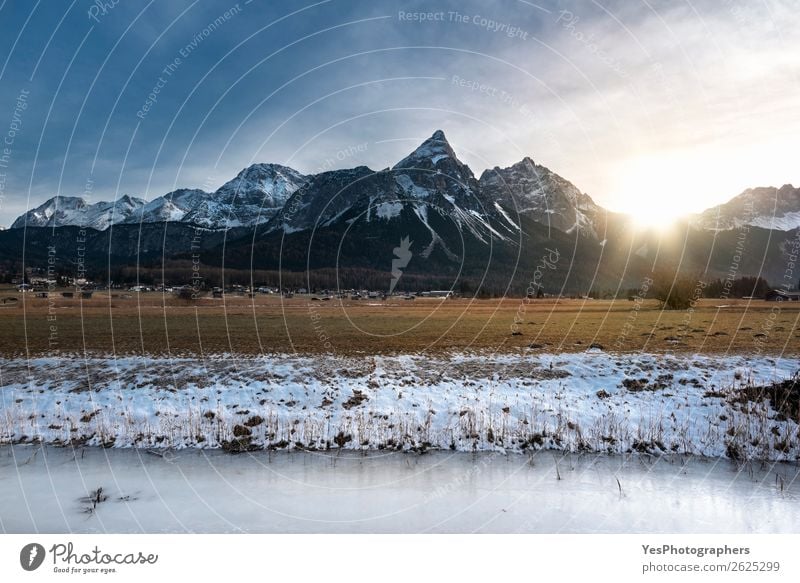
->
479, 157, 603, 238
206, 163, 308, 227
694, 184, 800, 231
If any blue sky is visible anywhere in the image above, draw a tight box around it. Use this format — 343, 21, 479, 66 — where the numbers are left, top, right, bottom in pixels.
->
0, 0, 798, 226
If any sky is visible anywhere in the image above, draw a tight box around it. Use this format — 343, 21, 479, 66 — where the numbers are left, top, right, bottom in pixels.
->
0, 0, 798, 227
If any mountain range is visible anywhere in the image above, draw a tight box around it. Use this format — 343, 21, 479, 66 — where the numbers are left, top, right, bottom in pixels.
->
2, 130, 799, 294
12, 163, 307, 230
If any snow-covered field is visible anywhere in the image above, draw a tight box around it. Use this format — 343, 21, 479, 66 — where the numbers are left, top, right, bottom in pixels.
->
1, 352, 798, 460
1, 447, 797, 533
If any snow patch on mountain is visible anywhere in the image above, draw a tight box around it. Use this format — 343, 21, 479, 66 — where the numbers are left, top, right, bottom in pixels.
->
394, 173, 431, 199
494, 201, 520, 230
375, 201, 404, 220
746, 211, 800, 231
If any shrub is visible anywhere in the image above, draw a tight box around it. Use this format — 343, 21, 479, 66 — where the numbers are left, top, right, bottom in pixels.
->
232, 424, 252, 437
652, 269, 700, 310
243, 415, 264, 427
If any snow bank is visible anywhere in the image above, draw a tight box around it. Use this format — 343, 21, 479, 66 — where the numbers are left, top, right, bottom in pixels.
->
1, 352, 797, 459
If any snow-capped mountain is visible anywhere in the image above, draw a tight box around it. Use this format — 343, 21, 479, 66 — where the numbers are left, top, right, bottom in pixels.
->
694, 185, 800, 231
479, 157, 602, 237
12, 164, 308, 231
207, 163, 307, 227
127, 189, 209, 224
11, 195, 146, 230
127, 164, 308, 228
269, 130, 520, 260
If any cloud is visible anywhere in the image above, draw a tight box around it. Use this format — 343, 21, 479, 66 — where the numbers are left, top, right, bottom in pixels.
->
0, 0, 798, 226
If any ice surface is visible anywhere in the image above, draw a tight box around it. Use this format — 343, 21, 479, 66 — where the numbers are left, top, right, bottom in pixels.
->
0, 447, 797, 533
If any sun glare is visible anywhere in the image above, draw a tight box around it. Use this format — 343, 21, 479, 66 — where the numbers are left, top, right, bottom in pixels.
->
611, 154, 702, 230
629, 208, 677, 230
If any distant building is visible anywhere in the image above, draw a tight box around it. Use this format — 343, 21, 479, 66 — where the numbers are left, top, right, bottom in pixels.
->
420, 290, 453, 298
764, 289, 800, 301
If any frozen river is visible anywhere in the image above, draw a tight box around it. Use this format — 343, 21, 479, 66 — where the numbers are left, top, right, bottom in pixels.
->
1, 446, 797, 533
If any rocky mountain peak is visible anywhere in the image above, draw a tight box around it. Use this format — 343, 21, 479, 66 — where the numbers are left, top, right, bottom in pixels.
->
479, 158, 600, 237
392, 130, 460, 171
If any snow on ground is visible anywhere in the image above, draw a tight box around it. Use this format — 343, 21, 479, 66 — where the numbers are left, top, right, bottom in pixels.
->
0, 352, 797, 460
2, 447, 798, 533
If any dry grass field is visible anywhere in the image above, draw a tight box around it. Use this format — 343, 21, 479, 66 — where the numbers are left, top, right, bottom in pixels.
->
0, 287, 798, 357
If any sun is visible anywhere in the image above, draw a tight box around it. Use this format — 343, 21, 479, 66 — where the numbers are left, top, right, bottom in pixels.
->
626, 203, 681, 230
611, 154, 698, 230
